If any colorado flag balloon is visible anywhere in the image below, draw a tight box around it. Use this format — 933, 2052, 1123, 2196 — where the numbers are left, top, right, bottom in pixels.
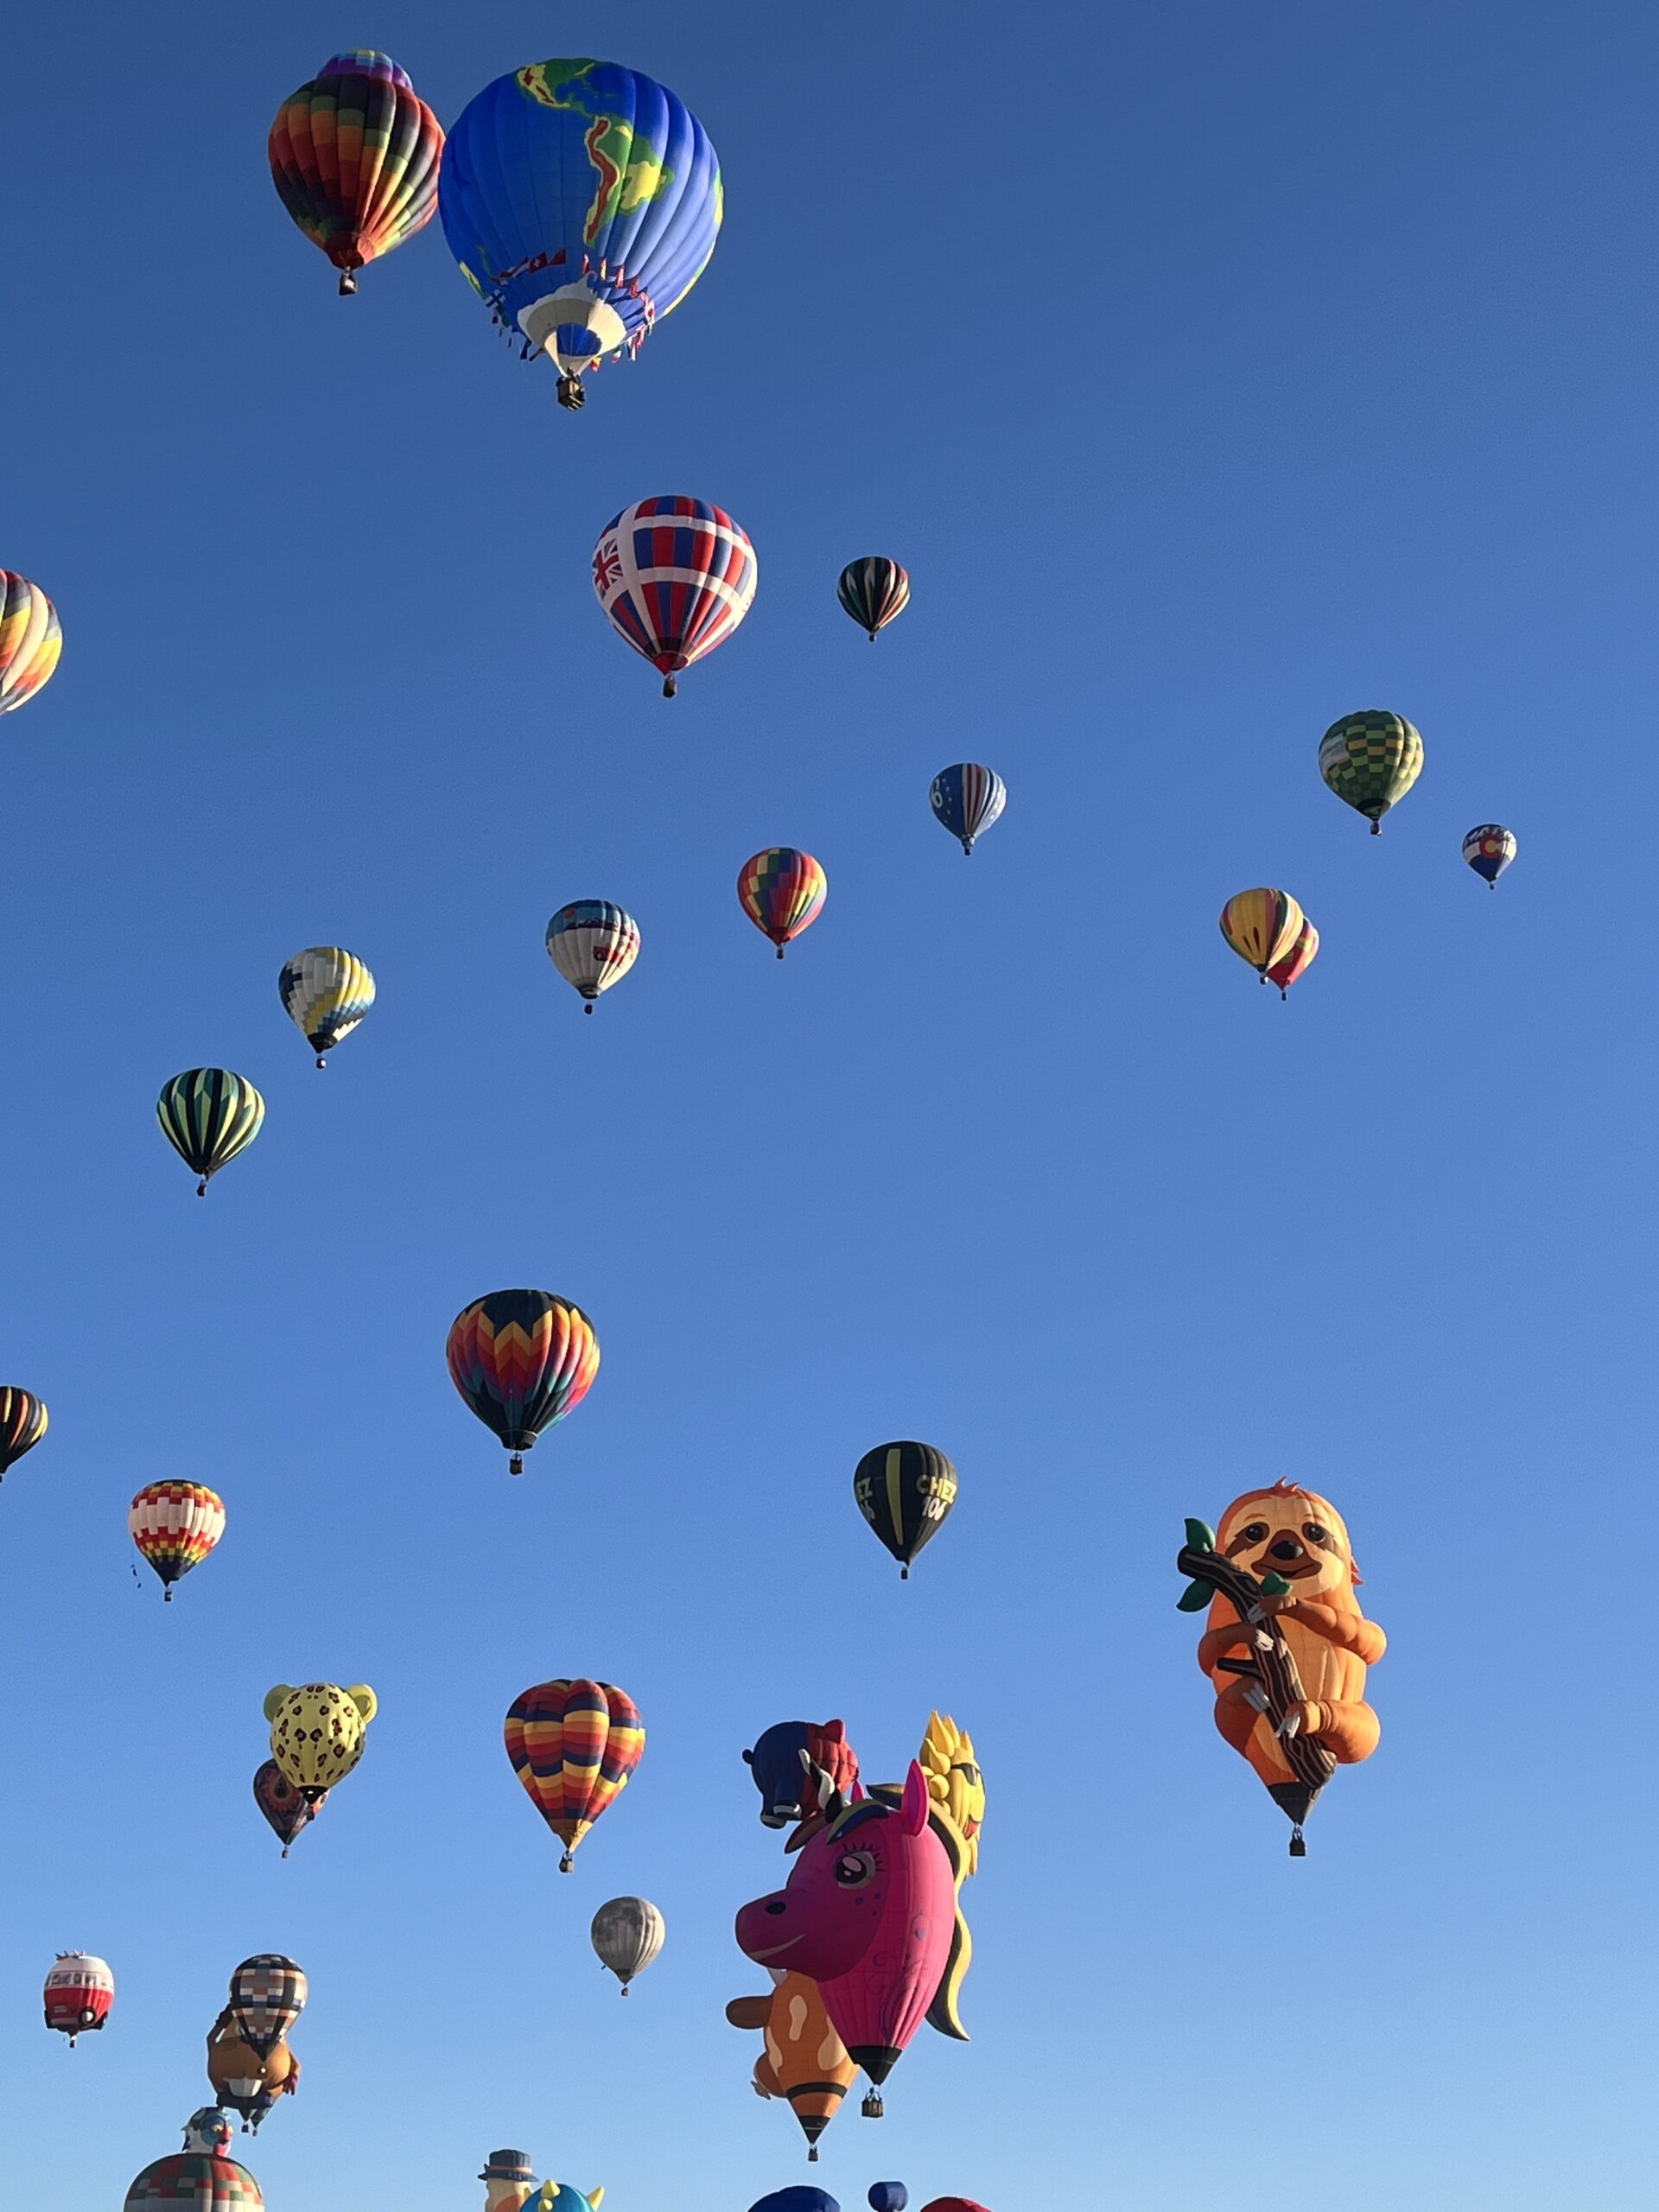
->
269, 52, 444, 295
594, 498, 756, 696
439, 60, 722, 410
1463, 823, 1517, 887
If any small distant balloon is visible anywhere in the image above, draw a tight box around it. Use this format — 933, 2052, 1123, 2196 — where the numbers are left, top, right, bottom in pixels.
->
1219, 889, 1305, 983
252, 1759, 325, 1857
749, 2193, 841, 2212
930, 764, 1006, 855
157, 1070, 265, 1196
547, 903, 641, 1013
447, 1290, 600, 1473
739, 849, 826, 959
269, 52, 443, 295
43, 1953, 114, 2045
1319, 710, 1423, 833
0, 1388, 48, 1479
1463, 823, 1516, 887
1264, 917, 1319, 1000
0, 569, 62, 715
278, 948, 375, 1067
838, 557, 910, 640
590, 1897, 665, 1993
130, 1481, 226, 1600
869, 2188, 909, 2211
594, 499, 756, 696
853, 1440, 958, 1578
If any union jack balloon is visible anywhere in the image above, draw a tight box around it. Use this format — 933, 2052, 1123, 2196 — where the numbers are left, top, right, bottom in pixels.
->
929, 764, 1007, 856
44, 1952, 114, 2045
593, 497, 756, 697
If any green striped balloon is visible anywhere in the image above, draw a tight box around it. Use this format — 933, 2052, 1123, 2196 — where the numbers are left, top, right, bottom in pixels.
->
1318, 709, 1423, 832
157, 1069, 265, 1196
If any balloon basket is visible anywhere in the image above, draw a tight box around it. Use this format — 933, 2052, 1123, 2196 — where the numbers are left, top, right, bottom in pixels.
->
861, 2089, 884, 2119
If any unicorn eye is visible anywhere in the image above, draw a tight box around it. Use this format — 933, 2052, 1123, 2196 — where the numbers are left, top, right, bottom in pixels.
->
834, 1849, 875, 1886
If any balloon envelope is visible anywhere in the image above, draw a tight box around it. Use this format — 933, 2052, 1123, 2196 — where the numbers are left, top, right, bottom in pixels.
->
124, 2152, 264, 2209
594, 497, 756, 694
264, 1682, 377, 1799
0, 569, 62, 714
1219, 889, 1304, 979
505, 1677, 644, 1869
739, 849, 826, 956
0, 1387, 48, 1477
252, 1759, 324, 1853
590, 1896, 665, 1989
227, 1956, 307, 2059
547, 903, 641, 1007
269, 52, 442, 294
438, 60, 722, 404
837, 557, 910, 639
446, 1290, 600, 1471
1463, 823, 1516, 885
156, 1070, 264, 1193
278, 947, 375, 1065
1263, 918, 1319, 1000
1318, 709, 1423, 830
853, 1441, 958, 1575
869, 2190, 909, 2212
929, 763, 1006, 855
43, 1952, 114, 2041
130, 1481, 225, 1596
749, 2194, 841, 2212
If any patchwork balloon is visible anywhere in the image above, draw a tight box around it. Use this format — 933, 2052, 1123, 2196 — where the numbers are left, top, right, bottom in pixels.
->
439, 60, 722, 410
156, 1070, 265, 1196
43, 1952, 114, 2044
929, 764, 1006, 855
0, 1387, 48, 1478
123, 2116, 263, 2210
278, 947, 375, 1066
739, 849, 826, 959
446, 1290, 600, 1473
505, 1677, 644, 1871
838, 557, 910, 640
130, 1481, 226, 1599
1318, 709, 1423, 833
546, 903, 641, 1013
594, 498, 756, 696
0, 569, 62, 715
226, 1956, 307, 2060
269, 52, 443, 296
264, 1681, 377, 1801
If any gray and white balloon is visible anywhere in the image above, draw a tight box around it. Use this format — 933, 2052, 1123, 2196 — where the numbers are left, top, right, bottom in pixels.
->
590, 1897, 664, 1993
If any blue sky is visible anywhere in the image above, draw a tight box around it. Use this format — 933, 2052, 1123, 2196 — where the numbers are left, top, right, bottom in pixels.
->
3, 4, 1657, 2207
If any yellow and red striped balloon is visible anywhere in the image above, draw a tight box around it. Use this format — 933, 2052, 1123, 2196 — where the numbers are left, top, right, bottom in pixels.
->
269, 51, 443, 296
1219, 888, 1305, 982
505, 1678, 644, 1871
0, 571, 61, 716
129, 1481, 226, 1599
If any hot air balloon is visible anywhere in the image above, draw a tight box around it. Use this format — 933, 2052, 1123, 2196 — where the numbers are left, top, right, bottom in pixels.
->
207, 2010, 299, 2135
269, 52, 443, 296
853, 1441, 958, 1579
922, 2201, 992, 2212
749, 2194, 840, 2212
869, 2188, 908, 2212
743, 1719, 860, 1827
837, 558, 910, 641
278, 947, 376, 1066
252, 1759, 324, 1857
438, 60, 722, 410
929, 765, 1006, 856
264, 1682, 377, 1801
446, 1291, 600, 1473
43, 1953, 114, 2045
1318, 710, 1423, 833
728, 1974, 859, 2160
1177, 1484, 1386, 1855
124, 2112, 263, 2210
1264, 917, 1319, 1000
157, 1070, 264, 1196
590, 1897, 664, 1993
0, 569, 62, 715
0, 1388, 48, 1478
505, 1677, 644, 1871
739, 849, 826, 959
594, 498, 756, 696
129, 1481, 226, 1600
546, 904, 641, 1013
226, 1958, 307, 2061
526, 2189, 605, 2212
1463, 823, 1516, 887
1218, 889, 1305, 983
480, 2150, 539, 2212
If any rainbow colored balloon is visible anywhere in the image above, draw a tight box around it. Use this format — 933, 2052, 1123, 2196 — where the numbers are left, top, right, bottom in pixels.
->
505, 1677, 645, 1871
0, 570, 62, 716
739, 849, 826, 959
593, 498, 756, 696
446, 1291, 600, 1472
130, 1481, 226, 1600
269, 52, 443, 296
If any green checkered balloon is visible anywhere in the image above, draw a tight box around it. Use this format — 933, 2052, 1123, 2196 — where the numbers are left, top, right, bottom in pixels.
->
1318, 710, 1423, 833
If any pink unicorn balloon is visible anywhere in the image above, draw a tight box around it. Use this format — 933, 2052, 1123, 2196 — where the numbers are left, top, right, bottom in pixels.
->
734, 1761, 954, 2106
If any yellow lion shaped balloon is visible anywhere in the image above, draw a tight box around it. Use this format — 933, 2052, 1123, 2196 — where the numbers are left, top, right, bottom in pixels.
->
264, 1681, 377, 1802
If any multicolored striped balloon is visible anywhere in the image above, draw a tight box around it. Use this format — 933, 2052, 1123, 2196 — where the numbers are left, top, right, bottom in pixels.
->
0, 1387, 48, 1478
505, 1677, 645, 1871
1264, 917, 1319, 1000
156, 1071, 265, 1196
0, 569, 62, 716
546, 902, 641, 1011
446, 1290, 600, 1472
1219, 889, 1305, 981
929, 764, 1007, 855
837, 556, 911, 640
438, 60, 722, 410
739, 849, 826, 959
593, 498, 756, 696
1462, 823, 1516, 887
129, 1481, 226, 1600
278, 946, 376, 1066
269, 52, 444, 296
1318, 710, 1424, 833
